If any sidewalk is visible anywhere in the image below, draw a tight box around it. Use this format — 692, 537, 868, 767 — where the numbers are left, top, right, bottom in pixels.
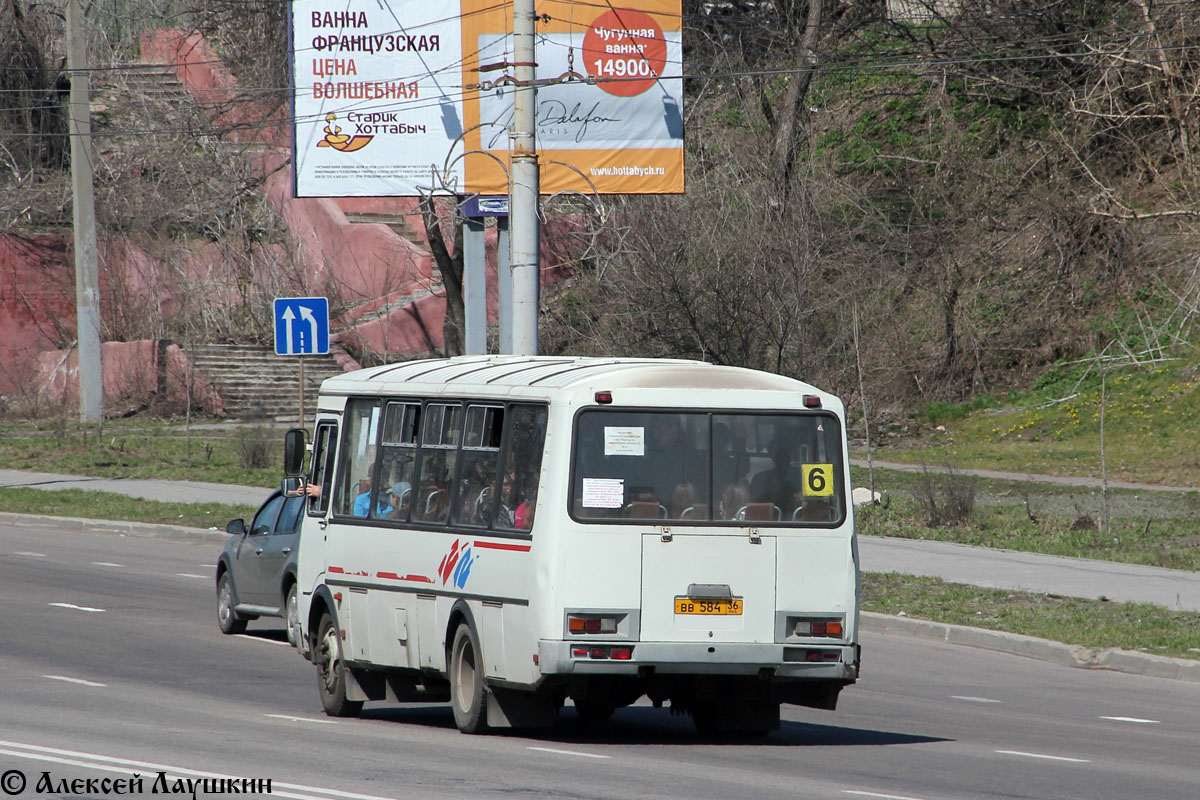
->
859, 535, 1200, 612
4, 468, 1199, 682
0, 469, 270, 507
851, 457, 1198, 494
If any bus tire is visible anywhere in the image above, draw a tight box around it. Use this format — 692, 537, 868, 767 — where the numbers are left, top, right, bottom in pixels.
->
315, 612, 363, 718
449, 623, 489, 734
217, 573, 247, 635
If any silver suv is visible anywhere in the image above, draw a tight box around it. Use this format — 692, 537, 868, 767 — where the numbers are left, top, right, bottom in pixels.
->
215, 490, 303, 646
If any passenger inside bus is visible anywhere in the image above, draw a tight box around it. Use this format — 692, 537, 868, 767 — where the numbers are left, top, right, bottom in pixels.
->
643, 416, 700, 504
750, 439, 800, 518
353, 476, 392, 518
720, 482, 750, 520
385, 481, 411, 519
514, 483, 536, 530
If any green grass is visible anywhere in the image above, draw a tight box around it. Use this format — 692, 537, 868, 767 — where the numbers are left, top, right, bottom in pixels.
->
871, 360, 1200, 487
0, 487, 256, 530
863, 572, 1200, 660
0, 419, 281, 487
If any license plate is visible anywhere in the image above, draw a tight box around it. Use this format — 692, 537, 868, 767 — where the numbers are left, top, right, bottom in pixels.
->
674, 597, 743, 615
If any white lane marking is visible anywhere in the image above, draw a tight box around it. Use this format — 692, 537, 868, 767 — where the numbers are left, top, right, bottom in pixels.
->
48, 602, 105, 613
996, 750, 1091, 763
1101, 716, 1160, 724
15, 551, 47, 557
43, 675, 106, 687
265, 714, 338, 724
0, 739, 404, 800
234, 634, 290, 646
951, 695, 1000, 703
844, 791, 929, 800
93, 561, 125, 567
175, 573, 208, 579
527, 746, 611, 760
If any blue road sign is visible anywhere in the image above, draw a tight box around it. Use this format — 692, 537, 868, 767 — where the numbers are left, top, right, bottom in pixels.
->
274, 297, 330, 355
462, 195, 509, 218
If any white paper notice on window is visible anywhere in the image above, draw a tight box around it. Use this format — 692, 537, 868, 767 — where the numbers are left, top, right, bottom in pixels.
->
581, 478, 625, 508
604, 427, 645, 457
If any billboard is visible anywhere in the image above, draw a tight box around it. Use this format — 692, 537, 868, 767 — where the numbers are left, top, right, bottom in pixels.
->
291, 0, 683, 197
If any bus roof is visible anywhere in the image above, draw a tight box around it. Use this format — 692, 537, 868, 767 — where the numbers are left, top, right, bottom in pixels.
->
318, 356, 837, 406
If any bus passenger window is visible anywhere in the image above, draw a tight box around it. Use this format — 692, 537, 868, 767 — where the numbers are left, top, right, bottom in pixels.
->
334, 399, 381, 518
377, 402, 419, 522
495, 404, 547, 532
414, 404, 461, 524
454, 405, 504, 527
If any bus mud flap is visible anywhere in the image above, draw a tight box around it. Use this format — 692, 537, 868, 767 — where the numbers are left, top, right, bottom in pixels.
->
486, 687, 558, 729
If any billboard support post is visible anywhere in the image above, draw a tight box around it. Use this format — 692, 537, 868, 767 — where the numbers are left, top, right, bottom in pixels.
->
464, 216, 487, 355
510, 0, 540, 356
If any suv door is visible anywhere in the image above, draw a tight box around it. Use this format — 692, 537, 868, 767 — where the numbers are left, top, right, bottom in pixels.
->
254, 494, 304, 613
232, 493, 284, 606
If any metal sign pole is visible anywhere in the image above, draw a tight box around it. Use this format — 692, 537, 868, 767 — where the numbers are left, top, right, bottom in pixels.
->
464, 216, 487, 354
510, 0, 540, 355
298, 356, 305, 428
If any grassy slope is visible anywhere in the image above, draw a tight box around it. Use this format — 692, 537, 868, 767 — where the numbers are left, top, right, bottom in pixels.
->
872, 360, 1200, 487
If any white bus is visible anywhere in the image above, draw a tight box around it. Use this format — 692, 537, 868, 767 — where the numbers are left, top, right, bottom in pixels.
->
285, 356, 860, 735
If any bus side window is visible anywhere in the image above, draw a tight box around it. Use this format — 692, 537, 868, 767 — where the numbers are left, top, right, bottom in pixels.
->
308, 422, 337, 516
496, 404, 548, 532
377, 402, 420, 521
334, 399, 382, 518
454, 405, 504, 528
414, 403, 462, 524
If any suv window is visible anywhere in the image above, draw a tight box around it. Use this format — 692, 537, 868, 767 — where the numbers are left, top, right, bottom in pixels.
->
251, 494, 285, 535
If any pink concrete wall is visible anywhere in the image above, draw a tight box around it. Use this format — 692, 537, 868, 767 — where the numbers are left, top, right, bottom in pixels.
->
0, 236, 75, 397
140, 30, 290, 148
35, 340, 223, 415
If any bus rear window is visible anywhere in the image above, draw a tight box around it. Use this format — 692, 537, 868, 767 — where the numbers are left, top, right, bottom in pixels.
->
571, 410, 844, 525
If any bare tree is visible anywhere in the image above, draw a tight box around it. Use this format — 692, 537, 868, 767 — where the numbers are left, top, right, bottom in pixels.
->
418, 194, 465, 357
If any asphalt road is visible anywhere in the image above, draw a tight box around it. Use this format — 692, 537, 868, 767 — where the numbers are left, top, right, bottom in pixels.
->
3, 519, 1200, 800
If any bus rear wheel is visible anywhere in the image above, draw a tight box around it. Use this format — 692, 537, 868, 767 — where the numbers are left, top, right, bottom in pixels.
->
449, 623, 489, 734
315, 612, 363, 718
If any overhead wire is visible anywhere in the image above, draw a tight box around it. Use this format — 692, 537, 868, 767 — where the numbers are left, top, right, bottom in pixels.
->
1, 1, 1195, 138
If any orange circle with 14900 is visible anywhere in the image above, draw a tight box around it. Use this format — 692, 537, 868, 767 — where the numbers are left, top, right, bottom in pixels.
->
582, 10, 667, 98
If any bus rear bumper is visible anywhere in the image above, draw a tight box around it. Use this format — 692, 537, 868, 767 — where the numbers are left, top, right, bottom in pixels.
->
537, 640, 858, 681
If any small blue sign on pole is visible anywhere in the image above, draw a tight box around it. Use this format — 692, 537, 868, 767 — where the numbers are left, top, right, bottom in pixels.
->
462, 195, 509, 218
274, 297, 330, 356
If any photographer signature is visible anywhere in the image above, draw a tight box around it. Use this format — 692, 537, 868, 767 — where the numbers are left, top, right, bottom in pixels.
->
539, 100, 620, 143
486, 100, 621, 147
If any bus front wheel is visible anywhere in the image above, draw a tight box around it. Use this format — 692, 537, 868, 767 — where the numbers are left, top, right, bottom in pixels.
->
449, 623, 489, 734
315, 612, 363, 718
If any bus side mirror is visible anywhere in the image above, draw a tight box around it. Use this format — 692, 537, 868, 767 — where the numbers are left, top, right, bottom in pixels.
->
283, 428, 306, 476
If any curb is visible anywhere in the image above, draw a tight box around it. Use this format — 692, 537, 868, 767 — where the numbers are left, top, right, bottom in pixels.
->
862, 611, 1200, 683
0, 511, 229, 545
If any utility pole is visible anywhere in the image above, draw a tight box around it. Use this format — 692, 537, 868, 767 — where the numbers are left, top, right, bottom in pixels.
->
509, 0, 540, 355
67, 0, 103, 424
